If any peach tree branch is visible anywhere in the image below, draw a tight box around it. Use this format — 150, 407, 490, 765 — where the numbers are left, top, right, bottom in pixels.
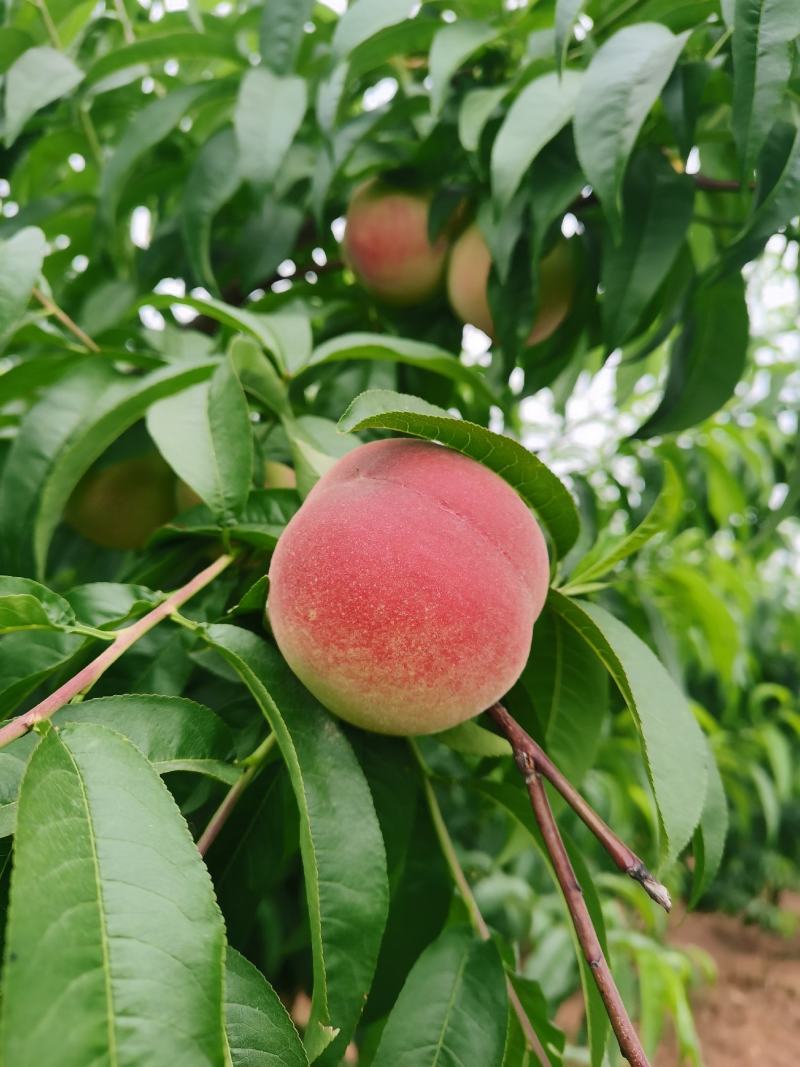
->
488, 704, 671, 912
0, 553, 234, 749
489, 704, 652, 1067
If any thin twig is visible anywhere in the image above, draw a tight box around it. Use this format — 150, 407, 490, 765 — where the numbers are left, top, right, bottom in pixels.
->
488, 705, 671, 912
0, 554, 234, 749
492, 714, 651, 1067
196, 733, 276, 857
33, 286, 100, 352
35, 0, 61, 48
113, 0, 136, 43
413, 745, 555, 1067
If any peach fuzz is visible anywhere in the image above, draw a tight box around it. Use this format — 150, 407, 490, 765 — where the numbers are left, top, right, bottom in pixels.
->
267, 438, 549, 736
342, 179, 449, 306
447, 224, 574, 344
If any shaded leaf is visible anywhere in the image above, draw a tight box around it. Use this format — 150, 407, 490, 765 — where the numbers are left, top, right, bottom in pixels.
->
372, 925, 507, 1067
555, 0, 587, 70
225, 947, 308, 1066
601, 154, 694, 347
0, 227, 46, 335
689, 744, 728, 905
183, 126, 242, 292
4, 47, 83, 146
302, 334, 495, 402
574, 24, 688, 238
429, 21, 497, 114
568, 460, 682, 587
491, 71, 582, 211
635, 273, 749, 436
148, 357, 253, 522
0, 358, 216, 577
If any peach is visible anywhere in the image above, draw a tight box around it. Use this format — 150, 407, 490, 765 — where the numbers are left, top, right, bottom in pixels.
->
65, 453, 176, 550
267, 438, 549, 735
447, 224, 574, 344
343, 179, 449, 305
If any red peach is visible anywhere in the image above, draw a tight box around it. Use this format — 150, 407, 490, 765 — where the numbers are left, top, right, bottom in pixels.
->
267, 438, 549, 735
446, 224, 574, 344
342, 179, 449, 306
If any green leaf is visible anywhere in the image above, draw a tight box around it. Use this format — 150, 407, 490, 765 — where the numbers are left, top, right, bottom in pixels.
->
0, 227, 46, 335
0, 753, 25, 838
372, 925, 508, 1067
0, 576, 77, 634
147, 359, 254, 522
731, 0, 800, 174
64, 583, 161, 630
436, 720, 512, 759
477, 781, 608, 1067
0, 29, 33, 74
601, 154, 694, 347
0, 723, 226, 1066
226, 574, 270, 618
225, 947, 308, 1066
504, 975, 565, 1067
574, 24, 688, 238
4, 46, 84, 146
549, 593, 708, 865
338, 389, 580, 558
520, 605, 608, 786
635, 273, 749, 436
183, 126, 242, 292
56, 694, 238, 782
234, 68, 307, 185
459, 86, 507, 152
99, 84, 210, 227
0, 359, 216, 577
83, 31, 243, 90
202, 625, 389, 1063
689, 743, 728, 906
229, 334, 291, 417
724, 120, 800, 270
567, 460, 683, 587
332, 0, 416, 59
429, 21, 497, 114
160, 488, 299, 550
0, 632, 84, 716
260, 0, 315, 74
302, 334, 495, 402
491, 71, 582, 211
555, 0, 588, 71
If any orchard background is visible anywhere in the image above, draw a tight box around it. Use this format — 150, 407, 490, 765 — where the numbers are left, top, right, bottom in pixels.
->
0, 1, 799, 1065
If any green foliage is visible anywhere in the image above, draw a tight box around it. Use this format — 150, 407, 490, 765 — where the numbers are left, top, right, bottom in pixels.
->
0, 1, 797, 1064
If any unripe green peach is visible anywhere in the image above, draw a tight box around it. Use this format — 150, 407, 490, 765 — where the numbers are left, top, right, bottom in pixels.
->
267, 438, 549, 736
65, 454, 177, 550
447, 225, 574, 344
175, 461, 296, 512
343, 179, 449, 306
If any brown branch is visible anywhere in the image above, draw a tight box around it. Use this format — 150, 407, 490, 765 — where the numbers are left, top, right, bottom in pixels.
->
490, 706, 651, 1067
488, 705, 671, 912
0, 554, 234, 749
